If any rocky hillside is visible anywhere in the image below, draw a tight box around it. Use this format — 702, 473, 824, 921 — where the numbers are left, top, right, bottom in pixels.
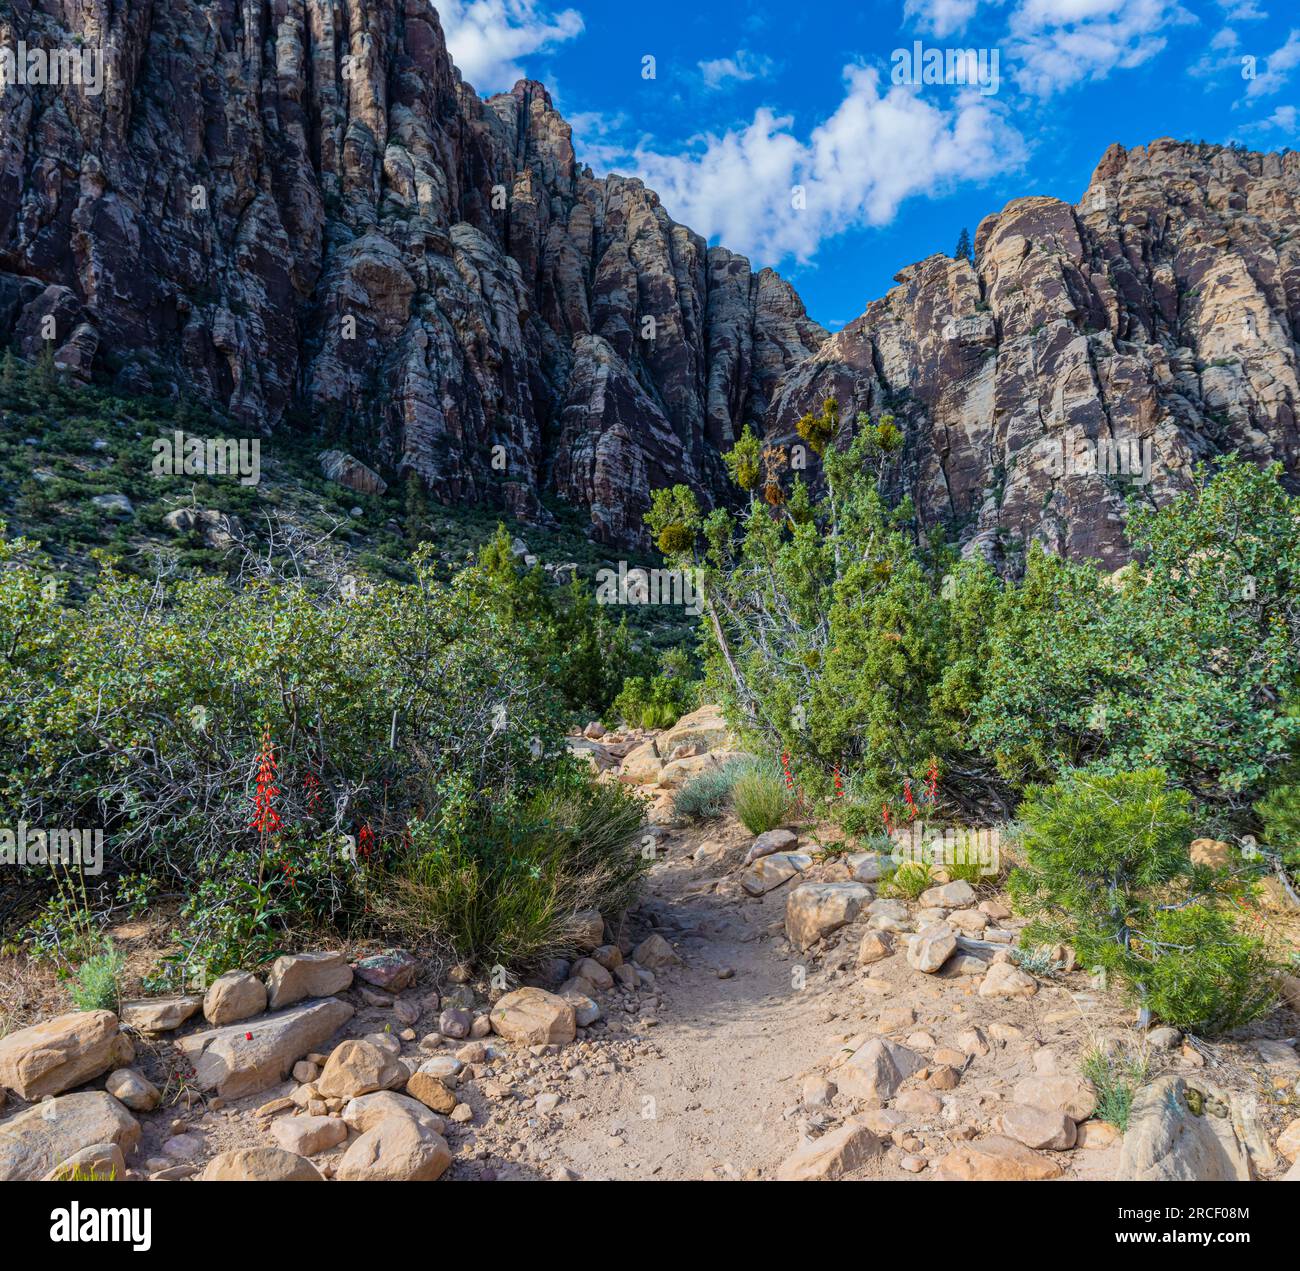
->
768, 140, 1300, 568
0, 0, 824, 547
1, 5, 1297, 563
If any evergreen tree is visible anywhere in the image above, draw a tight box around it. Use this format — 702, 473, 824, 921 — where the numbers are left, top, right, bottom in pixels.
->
954, 227, 971, 261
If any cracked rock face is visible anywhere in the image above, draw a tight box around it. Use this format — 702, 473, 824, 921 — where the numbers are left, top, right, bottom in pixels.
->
0, 0, 824, 547
766, 139, 1300, 570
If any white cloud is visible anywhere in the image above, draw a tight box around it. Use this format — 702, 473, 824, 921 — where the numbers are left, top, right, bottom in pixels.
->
698, 50, 775, 90
1243, 28, 1300, 99
1007, 0, 1196, 97
437, 0, 584, 94
1216, 0, 1267, 19
903, 0, 1002, 38
583, 64, 1024, 266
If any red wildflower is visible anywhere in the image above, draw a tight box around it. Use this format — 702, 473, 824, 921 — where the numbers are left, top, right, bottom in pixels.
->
249, 726, 282, 836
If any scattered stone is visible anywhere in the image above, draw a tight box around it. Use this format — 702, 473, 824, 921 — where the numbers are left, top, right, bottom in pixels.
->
1275, 1118, 1300, 1163
907, 922, 957, 973
744, 828, 797, 864
439, 1008, 472, 1039
1148, 1026, 1183, 1051
162, 1133, 204, 1161
835, 1037, 926, 1102
857, 931, 894, 966
44, 1142, 126, 1182
775, 1118, 883, 1180
490, 988, 577, 1046
271, 1113, 348, 1156
0, 1010, 128, 1100
293, 1060, 321, 1083
1013, 1075, 1097, 1123
266, 952, 353, 1010
1189, 837, 1234, 870
317, 1039, 407, 1099
785, 883, 871, 951
633, 933, 682, 968
936, 1136, 1063, 1181
335, 1116, 452, 1182
978, 962, 1038, 998
996, 1105, 1077, 1150
740, 852, 811, 895
119, 995, 203, 1035
343, 1091, 446, 1136
802, 1075, 836, 1107
352, 950, 419, 992
572, 958, 615, 990
1077, 1121, 1120, 1150
894, 1090, 943, 1117
919, 880, 976, 909
201, 1148, 324, 1181
847, 852, 889, 884
105, 1068, 161, 1113
571, 910, 606, 951
203, 970, 267, 1026
450, 1103, 472, 1123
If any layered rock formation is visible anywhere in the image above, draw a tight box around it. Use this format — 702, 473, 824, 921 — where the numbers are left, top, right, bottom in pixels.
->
1, 4, 1297, 562
0, 0, 825, 545
766, 139, 1300, 568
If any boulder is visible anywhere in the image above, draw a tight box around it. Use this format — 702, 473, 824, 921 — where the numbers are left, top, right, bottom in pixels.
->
659, 705, 732, 752
847, 852, 888, 884
271, 1113, 348, 1156
571, 958, 614, 991
201, 1148, 324, 1181
617, 739, 663, 784
177, 998, 355, 1099
105, 1069, 161, 1113
1118, 1076, 1252, 1181
740, 852, 811, 895
633, 933, 682, 968
1277, 1118, 1300, 1163
857, 931, 894, 966
319, 449, 387, 496
316, 1039, 407, 1099
907, 923, 957, 973
489, 989, 577, 1046
1189, 837, 1234, 870
570, 910, 605, 951
978, 962, 1038, 998
1013, 1074, 1097, 1123
43, 1141, 126, 1181
744, 828, 798, 864
995, 1105, 1077, 1150
407, 1073, 459, 1114
343, 1091, 446, 1136
834, 1037, 926, 1102
335, 1115, 452, 1181
919, 880, 977, 909
936, 1136, 1063, 1180
351, 950, 419, 992
775, 1118, 883, 1180
266, 952, 353, 1010
0, 1091, 141, 1181
203, 971, 267, 1025
785, 883, 871, 951
119, 996, 203, 1035
0, 1010, 126, 1100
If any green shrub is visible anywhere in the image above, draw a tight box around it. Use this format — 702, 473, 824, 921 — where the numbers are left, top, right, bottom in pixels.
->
881, 860, 933, 899
1081, 1044, 1149, 1131
69, 944, 126, 1012
731, 764, 790, 835
377, 779, 646, 969
609, 648, 699, 731
674, 759, 749, 822
1009, 768, 1278, 1034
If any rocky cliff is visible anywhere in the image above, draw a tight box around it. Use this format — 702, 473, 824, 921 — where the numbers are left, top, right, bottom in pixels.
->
0, 0, 825, 545
2, 4, 1297, 564
766, 139, 1300, 569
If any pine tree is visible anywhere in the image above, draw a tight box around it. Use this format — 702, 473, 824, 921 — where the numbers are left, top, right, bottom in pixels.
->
954, 227, 971, 261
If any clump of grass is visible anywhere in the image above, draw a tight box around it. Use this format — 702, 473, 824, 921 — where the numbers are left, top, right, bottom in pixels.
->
880, 861, 933, 900
69, 943, 126, 1012
673, 759, 749, 822
731, 764, 790, 835
1081, 1043, 1150, 1131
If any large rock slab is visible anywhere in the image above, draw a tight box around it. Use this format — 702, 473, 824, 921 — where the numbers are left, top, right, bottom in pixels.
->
489, 989, 576, 1046
744, 828, 798, 864
1118, 1076, 1252, 1181
0, 1010, 127, 1100
936, 1135, 1063, 1180
0, 1091, 141, 1181
120, 995, 203, 1035
740, 852, 811, 895
266, 952, 353, 1010
776, 1118, 883, 1180
177, 998, 355, 1099
785, 883, 871, 950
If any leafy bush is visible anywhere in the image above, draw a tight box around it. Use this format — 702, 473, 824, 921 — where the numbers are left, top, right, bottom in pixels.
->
608, 648, 699, 731
1009, 768, 1278, 1034
731, 764, 790, 835
69, 944, 126, 1012
1081, 1044, 1149, 1131
881, 861, 933, 900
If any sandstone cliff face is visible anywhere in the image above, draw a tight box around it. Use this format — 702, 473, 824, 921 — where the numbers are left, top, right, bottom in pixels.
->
0, 0, 825, 545
766, 139, 1300, 569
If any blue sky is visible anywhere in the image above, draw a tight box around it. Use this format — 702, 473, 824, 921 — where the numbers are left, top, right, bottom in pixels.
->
436, 1, 1299, 329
